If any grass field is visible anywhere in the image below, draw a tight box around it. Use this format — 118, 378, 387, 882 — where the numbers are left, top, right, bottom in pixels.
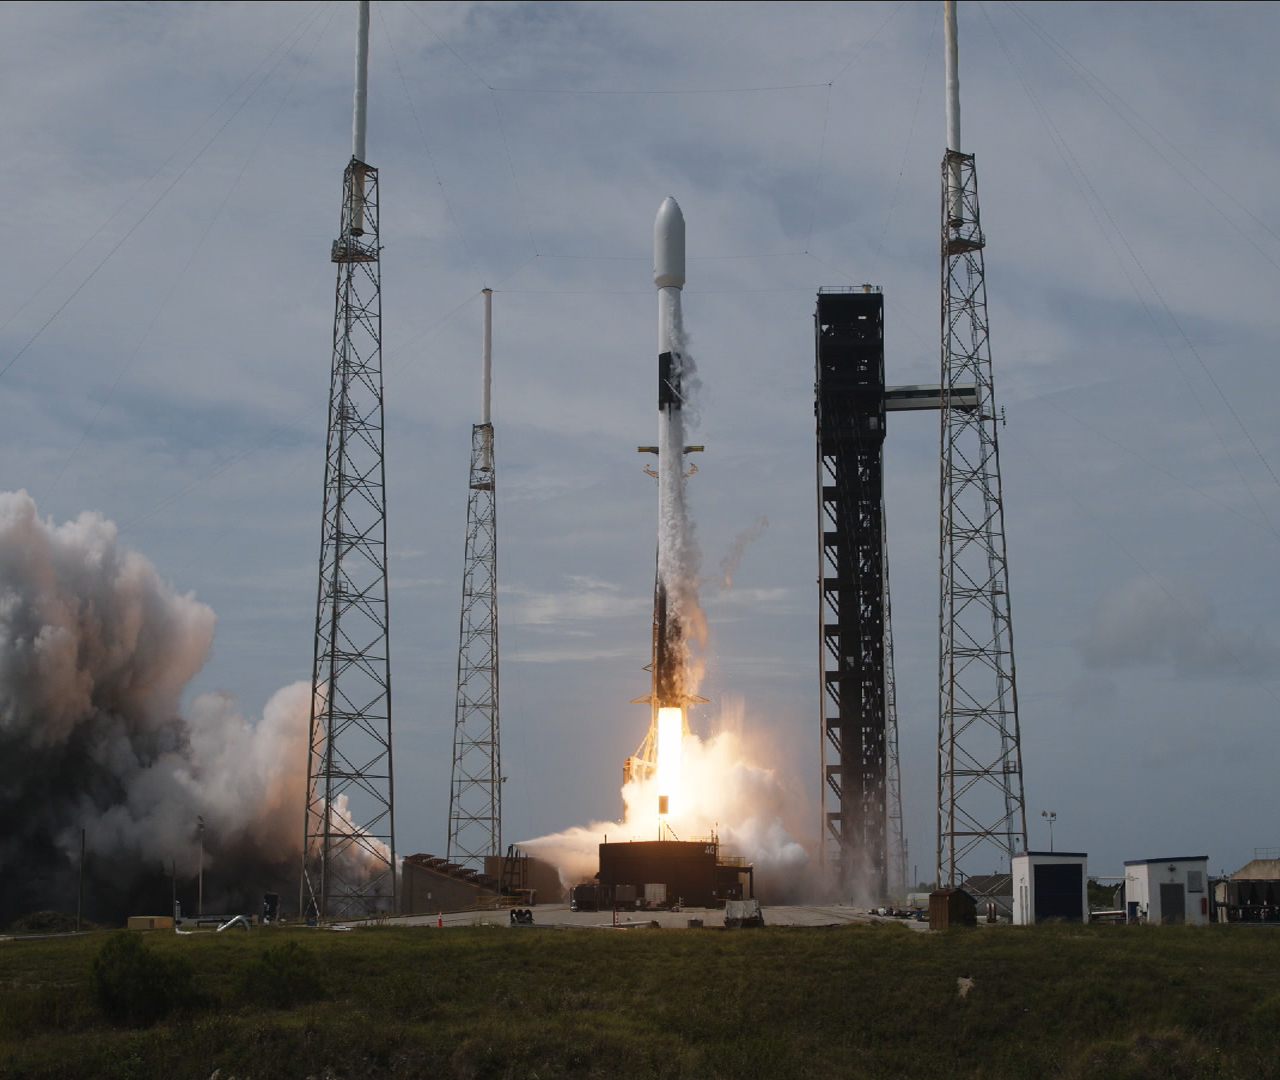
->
2, 922, 1279, 1079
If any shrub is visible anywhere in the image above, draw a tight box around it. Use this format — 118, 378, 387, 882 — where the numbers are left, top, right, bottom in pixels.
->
232, 939, 326, 1008
8, 910, 81, 934
91, 932, 195, 1027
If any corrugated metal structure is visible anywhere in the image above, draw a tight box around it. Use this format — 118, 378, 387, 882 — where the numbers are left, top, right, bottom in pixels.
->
928, 887, 976, 928
597, 840, 752, 908
1214, 858, 1280, 922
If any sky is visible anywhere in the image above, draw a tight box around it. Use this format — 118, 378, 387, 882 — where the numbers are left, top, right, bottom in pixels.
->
1, 0, 1277, 889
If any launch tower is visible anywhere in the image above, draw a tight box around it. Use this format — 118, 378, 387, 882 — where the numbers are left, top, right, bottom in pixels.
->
447, 289, 502, 866
301, 0, 396, 919
814, 286, 972, 902
936, 0, 1027, 887
815, 287, 889, 901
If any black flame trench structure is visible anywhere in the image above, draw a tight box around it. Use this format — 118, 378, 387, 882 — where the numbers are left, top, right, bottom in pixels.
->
815, 287, 976, 901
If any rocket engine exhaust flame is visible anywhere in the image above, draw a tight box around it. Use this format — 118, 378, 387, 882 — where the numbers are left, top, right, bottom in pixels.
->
522, 710, 811, 902
655, 706, 683, 821
0, 490, 387, 923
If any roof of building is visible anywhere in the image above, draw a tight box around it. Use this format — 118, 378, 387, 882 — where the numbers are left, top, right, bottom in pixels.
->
1013, 851, 1088, 859
1231, 858, 1280, 881
962, 873, 1012, 897
1122, 855, 1209, 866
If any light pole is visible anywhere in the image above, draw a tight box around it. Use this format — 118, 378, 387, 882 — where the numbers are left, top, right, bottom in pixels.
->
1041, 810, 1057, 852
197, 815, 204, 917
76, 827, 85, 932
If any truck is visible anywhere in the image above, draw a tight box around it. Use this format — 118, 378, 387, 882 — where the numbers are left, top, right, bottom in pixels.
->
569, 883, 612, 912
723, 898, 764, 928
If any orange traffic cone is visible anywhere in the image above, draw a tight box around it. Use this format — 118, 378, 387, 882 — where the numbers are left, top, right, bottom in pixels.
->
436, 911, 443, 929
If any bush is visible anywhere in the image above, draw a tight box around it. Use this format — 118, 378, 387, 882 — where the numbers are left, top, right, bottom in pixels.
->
91, 932, 195, 1027
8, 910, 82, 934
232, 940, 326, 1008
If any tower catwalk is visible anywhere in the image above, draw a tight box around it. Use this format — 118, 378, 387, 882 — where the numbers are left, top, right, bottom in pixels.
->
937, 0, 1026, 888
301, 0, 395, 919
447, 289, 501, 866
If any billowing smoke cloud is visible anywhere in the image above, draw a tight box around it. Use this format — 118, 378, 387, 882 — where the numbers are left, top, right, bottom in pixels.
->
0, 491, 307, 923
1076, 575, 1280, 677
520, 702, 812, 903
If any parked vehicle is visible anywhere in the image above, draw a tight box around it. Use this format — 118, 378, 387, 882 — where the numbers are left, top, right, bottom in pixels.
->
723, 898, 764, 928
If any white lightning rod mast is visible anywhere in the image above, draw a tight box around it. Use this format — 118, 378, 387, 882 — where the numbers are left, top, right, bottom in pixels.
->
944, 0, 962, 222
353, 0, 369, 162
481, 289, 493, 425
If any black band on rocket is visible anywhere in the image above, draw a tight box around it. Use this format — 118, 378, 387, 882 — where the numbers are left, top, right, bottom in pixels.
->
659, 351, 681, 408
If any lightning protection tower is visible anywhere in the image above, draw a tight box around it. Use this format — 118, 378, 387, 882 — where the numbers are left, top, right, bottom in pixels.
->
447, 289, 502, 867
937, 0, 1027, 889
301, 0, 396, 919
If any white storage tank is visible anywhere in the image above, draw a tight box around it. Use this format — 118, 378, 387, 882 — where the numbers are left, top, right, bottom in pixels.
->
1122, 856, 1210, 924
1011, 851, 1088, 925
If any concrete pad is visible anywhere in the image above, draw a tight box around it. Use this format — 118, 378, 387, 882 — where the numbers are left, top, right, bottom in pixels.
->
380, 904, 929, 931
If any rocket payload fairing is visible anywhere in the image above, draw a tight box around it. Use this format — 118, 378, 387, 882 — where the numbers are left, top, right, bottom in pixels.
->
653, 195, 687, 710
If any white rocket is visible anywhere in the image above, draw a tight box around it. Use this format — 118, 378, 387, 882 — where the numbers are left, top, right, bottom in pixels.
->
652, 196, 686, 710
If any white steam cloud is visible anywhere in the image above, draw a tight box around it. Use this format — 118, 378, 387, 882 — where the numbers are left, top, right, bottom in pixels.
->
520, 703, 811, 902
0, 490, 308, 921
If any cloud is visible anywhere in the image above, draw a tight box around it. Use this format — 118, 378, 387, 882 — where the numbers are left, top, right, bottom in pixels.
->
1076, 576, 1280, 678
503, 575, 650, 626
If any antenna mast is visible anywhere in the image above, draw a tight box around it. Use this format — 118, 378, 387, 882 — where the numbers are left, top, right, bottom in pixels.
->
302, 0, 396, 919
937, 0, 1027, 889
447, 289, 502, 867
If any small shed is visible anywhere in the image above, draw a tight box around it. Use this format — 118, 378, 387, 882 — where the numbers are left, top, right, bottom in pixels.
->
1123, 856, 1209, 924
929, 888, 976, 929
1011, 851, 1088, 925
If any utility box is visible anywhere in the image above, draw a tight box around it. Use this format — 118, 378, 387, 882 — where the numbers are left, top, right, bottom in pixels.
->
1012, 851, 1088, 924
929, 888, 976, 929
1122, 856, 1210, 925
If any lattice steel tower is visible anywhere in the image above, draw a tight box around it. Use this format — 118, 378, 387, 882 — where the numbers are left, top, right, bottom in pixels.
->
882, 521, 908, 897
937, 0, 1026, 888
301, 0, 396, 919
816, 287, 888, 903
447, 289, 501, 867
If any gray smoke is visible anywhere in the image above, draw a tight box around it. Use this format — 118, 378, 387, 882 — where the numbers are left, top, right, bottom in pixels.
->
0, 490, 308, 924
715, 516, 768, 590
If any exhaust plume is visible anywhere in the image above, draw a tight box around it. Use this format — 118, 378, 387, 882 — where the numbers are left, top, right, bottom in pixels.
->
522, 702, 812, 902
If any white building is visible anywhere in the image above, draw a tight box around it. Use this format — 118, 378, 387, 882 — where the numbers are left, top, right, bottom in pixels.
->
1011, 851, 1088, 925
1122, 856, 1210, 925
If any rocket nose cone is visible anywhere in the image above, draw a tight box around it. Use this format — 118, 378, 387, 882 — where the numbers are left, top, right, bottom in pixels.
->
654, 197, 686, 289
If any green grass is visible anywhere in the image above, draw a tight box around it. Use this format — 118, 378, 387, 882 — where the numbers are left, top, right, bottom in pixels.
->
2, 922, 1279, 1078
